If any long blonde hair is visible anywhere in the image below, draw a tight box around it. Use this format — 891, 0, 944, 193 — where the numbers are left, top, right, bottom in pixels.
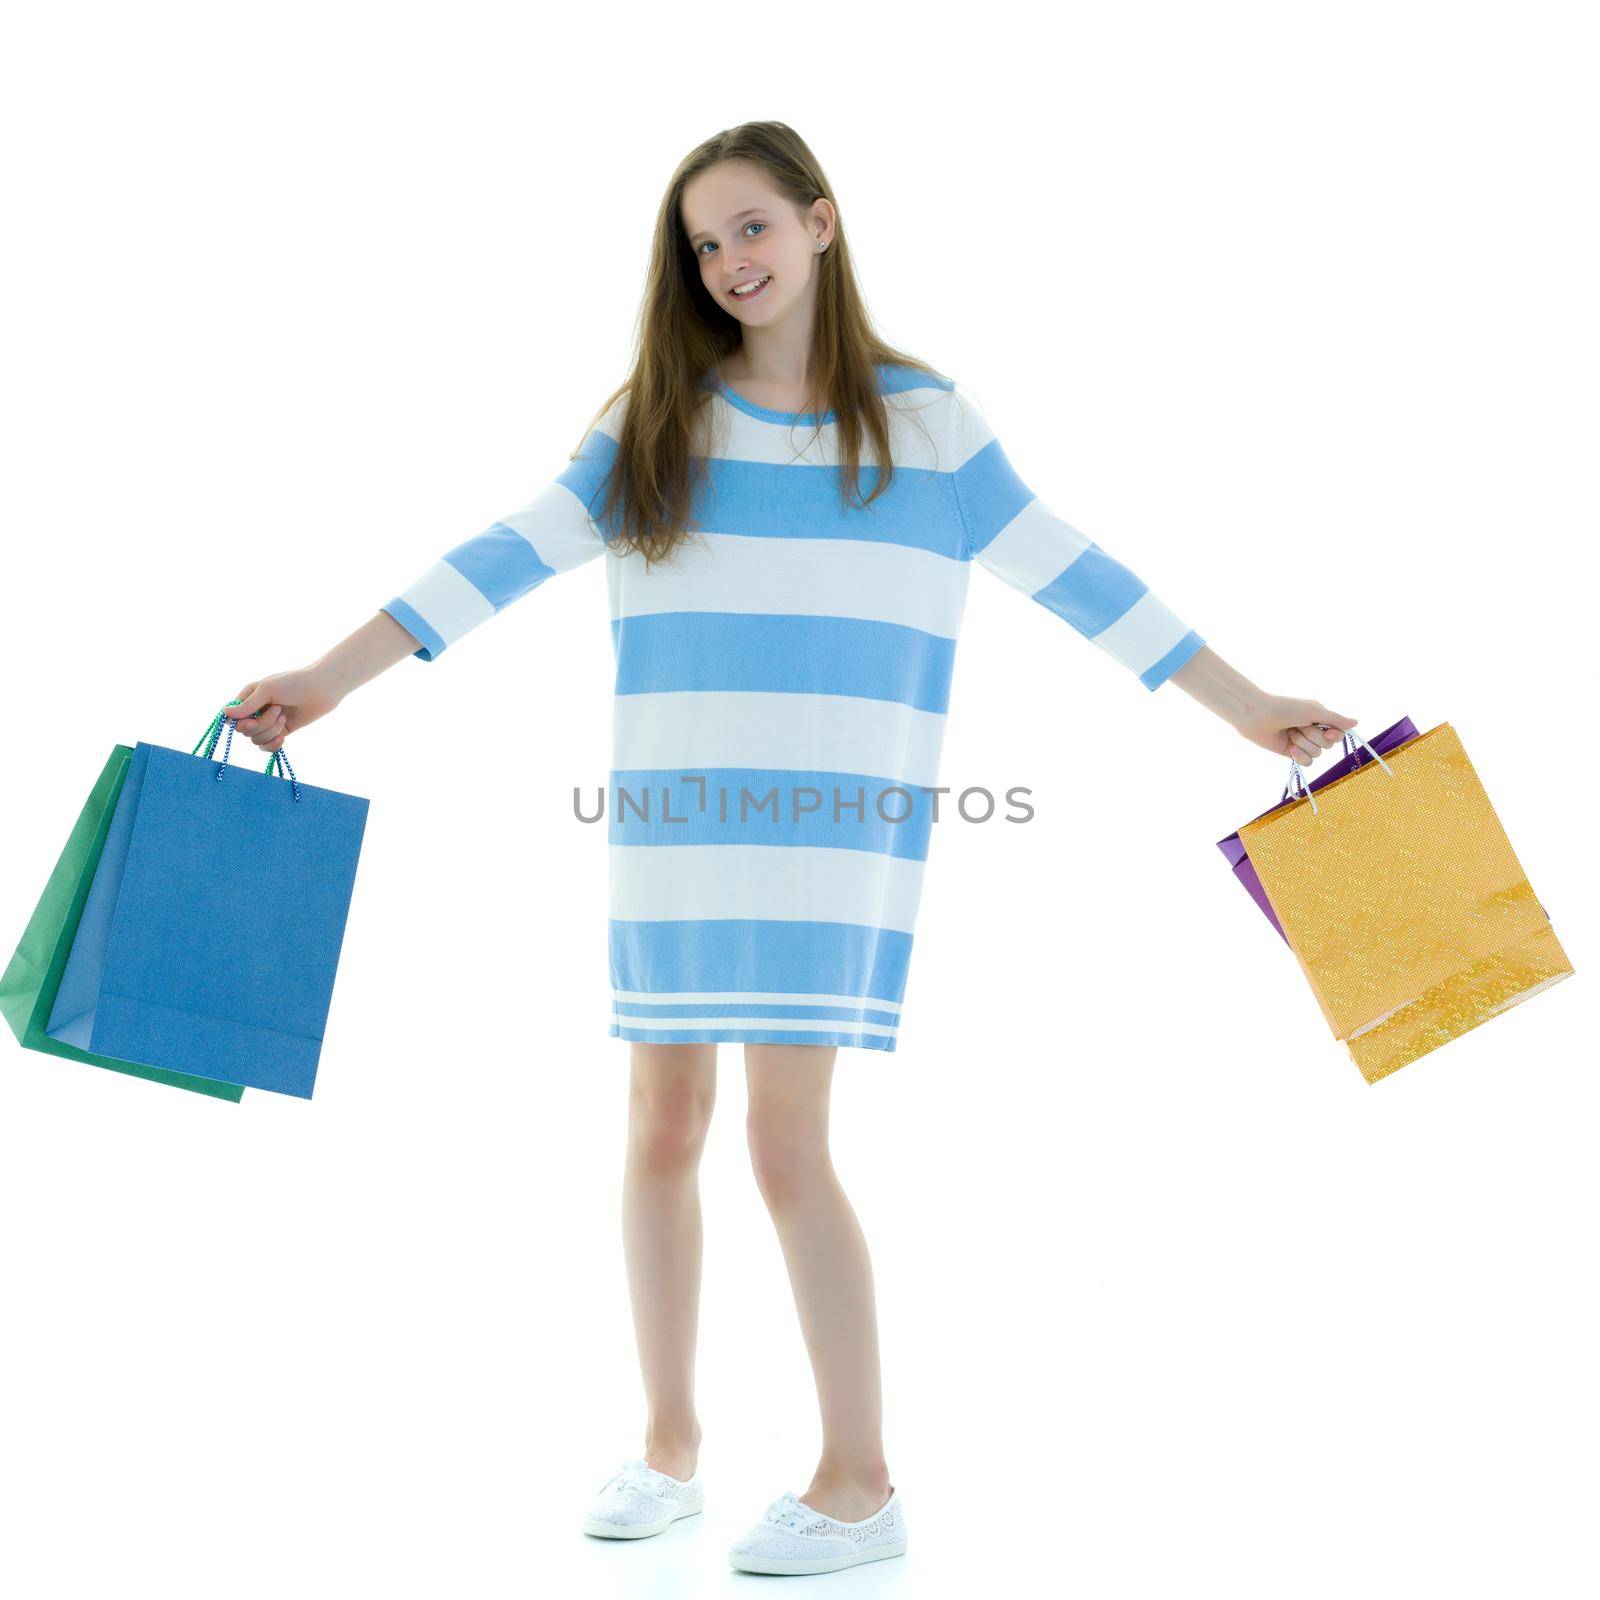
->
576, 120, 950, 567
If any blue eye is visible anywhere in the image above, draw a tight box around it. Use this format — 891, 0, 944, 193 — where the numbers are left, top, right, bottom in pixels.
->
696, 222, 767, 257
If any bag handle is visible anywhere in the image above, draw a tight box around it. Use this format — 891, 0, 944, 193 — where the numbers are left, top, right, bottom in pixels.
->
1282, 726, 1395, 817
191, 701, 302, 802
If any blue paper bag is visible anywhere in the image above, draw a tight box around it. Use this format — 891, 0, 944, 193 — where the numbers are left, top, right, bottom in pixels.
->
46, 714, 369, 1098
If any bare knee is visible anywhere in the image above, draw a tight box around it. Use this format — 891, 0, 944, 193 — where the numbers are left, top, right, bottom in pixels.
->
746, 1107, 830, 1205
629, 1050, 715, 1172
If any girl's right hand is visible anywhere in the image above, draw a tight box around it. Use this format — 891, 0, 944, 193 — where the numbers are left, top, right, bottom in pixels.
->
1230, 694, 1358, 763
221, 667, 345, 753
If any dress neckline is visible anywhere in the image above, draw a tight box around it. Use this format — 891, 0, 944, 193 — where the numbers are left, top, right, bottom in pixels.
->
713, 374, 837, 427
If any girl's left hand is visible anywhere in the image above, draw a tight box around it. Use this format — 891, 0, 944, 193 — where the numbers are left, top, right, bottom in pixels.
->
1232, 695, 1359, 763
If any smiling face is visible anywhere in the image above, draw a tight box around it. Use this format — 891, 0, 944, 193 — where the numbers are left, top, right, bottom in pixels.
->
682, 159, 832, 326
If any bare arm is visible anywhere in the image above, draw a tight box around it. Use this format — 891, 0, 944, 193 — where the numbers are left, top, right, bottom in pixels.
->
219, 610, 422, 753
1167, 644, 1264, 725
314, 609, 422, 697
1168, 643, 1359, 764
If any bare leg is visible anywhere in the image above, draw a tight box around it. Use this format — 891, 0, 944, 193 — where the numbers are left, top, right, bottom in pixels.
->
744, 1042, 893, 1522
623, 1041, 717, 1479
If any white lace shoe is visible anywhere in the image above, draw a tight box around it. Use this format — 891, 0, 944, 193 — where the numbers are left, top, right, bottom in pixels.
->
727, 1484, 907, 1574
581, 1455, 705, 1539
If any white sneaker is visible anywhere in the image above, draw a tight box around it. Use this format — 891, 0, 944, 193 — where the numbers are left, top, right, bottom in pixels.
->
727, 1484, 907, 1574
581, 1455, 705, 1539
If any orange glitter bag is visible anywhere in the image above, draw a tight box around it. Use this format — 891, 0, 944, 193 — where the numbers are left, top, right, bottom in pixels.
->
1234, 721, 1574, 1083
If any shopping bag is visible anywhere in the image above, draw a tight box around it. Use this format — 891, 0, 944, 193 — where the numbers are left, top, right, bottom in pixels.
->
1233, 720, 1574, 1082
1216, 716, 1420, 942
2, 745, 244, 1100
44, 706, 370, 1099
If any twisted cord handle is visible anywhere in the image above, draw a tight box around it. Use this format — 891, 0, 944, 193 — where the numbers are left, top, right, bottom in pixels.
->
191, 701, 302, 802
1282, 726, 1395, 817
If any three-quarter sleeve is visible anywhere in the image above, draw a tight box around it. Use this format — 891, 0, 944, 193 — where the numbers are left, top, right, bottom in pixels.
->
381, 397, 624, 661
945, 382, 1205, 691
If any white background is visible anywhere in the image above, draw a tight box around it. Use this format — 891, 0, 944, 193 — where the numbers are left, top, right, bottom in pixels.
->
2, 3, 1595, 1596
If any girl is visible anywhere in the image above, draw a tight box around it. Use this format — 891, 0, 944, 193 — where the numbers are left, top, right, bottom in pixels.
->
223, 121, 1356, 1577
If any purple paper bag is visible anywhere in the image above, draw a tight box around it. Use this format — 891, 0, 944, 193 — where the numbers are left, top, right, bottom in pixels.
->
1216, 716, 1420, 944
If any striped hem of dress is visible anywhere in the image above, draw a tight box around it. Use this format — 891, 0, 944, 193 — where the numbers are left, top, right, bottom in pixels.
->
608, 990, 901, 1052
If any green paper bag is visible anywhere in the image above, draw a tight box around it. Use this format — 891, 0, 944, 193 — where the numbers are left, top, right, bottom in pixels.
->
1, 746, 245, 1101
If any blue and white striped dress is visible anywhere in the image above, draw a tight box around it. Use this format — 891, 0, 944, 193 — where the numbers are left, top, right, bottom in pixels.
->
381, 363, 1204, 1051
